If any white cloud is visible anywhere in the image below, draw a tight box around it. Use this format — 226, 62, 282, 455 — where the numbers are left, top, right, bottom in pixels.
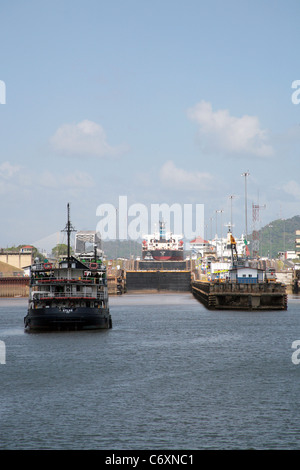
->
0, 162, 23, 195
159, 160, 213, 190
64, 171, 95, 188
134, 170, 154, 187
282, 180, 300, 199
39, 170, 95, 189
0, 161, 22, 179
0, 160, 95, 195
50, 119, 126, 157
187, 100, 273, 157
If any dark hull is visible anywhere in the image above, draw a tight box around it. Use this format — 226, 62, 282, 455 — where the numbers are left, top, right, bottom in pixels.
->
24, 306, 112, 331
142, 249, 184, 261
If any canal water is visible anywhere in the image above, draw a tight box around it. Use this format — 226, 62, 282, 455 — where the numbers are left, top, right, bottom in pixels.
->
0, 293, 300, 450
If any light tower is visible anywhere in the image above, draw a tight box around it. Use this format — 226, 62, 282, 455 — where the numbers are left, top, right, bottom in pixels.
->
241, 171, 250, 244
217, 209, 224, 260
252, 202, 266, 258
228, 195, 236, 231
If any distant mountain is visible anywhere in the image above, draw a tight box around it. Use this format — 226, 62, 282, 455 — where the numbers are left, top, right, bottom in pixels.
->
250, 215, 300, 258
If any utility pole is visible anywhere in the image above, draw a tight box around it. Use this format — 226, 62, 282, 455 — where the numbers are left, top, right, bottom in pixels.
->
241, 171, 250, 245
268, 224, 273, 259
210, 217, 213, 241
215, 210, 218, 238
219, 209, 224, 260
228, 195, 236, 231
252, 202, 266, 258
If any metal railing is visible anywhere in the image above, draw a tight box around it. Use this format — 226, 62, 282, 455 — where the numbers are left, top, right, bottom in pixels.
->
31, 291, 105, 300
32, 277, 106, 286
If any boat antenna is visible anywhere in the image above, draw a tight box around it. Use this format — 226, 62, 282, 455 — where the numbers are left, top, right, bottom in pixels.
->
62, 203, 76, 268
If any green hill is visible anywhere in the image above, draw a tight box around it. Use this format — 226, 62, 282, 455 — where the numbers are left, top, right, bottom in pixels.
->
251, 215, 300, 258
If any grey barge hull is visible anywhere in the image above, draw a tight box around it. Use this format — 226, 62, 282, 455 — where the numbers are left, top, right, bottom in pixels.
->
192, 280, 287, 310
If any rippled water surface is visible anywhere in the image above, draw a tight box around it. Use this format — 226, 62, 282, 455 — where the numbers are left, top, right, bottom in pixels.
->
1, 293, 300, 449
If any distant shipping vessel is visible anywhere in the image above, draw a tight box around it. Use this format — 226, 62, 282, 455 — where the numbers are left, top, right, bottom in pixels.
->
24, 204, 112, 331
142, 221, 184, 261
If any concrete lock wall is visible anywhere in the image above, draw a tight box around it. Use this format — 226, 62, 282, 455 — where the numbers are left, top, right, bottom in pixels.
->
0, 278, 30, 297
126, 271, 191, 292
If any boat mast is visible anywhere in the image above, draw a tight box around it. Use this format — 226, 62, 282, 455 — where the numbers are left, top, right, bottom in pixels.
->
62, 203, 76, 268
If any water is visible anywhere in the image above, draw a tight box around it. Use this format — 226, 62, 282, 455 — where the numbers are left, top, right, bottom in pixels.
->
0, 293, 300, 450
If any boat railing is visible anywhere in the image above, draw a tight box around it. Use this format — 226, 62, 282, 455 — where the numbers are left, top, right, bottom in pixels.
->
31, 262, 107, 273
31, 292, 105, 300
31, 277, 106, 286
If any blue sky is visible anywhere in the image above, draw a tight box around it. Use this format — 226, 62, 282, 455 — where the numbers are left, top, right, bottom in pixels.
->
0, 0, 300, 250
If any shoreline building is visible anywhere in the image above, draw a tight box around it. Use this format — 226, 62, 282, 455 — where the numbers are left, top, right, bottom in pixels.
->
0, 246, 33, 271
190, 233, 247, 260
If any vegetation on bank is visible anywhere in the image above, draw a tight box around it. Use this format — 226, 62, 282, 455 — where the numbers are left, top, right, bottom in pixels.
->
51, 243, 73, 257
249, 215, 300, 259
1, 244, 44, 260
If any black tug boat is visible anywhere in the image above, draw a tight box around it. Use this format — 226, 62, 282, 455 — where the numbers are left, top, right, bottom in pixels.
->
24, 204, 112, 331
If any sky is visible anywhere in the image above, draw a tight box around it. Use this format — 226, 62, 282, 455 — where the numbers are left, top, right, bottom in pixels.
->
0, 0, 300, 251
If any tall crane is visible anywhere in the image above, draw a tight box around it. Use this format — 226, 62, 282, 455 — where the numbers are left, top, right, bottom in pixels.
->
227, 230, 238, 265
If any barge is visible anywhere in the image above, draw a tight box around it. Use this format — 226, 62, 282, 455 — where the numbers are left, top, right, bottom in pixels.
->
192, 230, 287, 311
192, 279, 287, 310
